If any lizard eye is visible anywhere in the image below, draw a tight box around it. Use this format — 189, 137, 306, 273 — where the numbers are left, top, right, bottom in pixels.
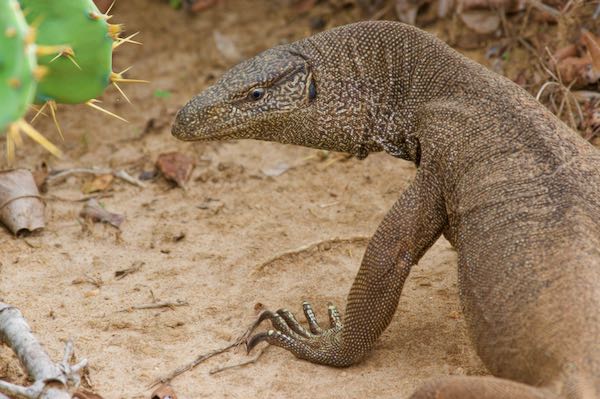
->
248, 87, 265, 101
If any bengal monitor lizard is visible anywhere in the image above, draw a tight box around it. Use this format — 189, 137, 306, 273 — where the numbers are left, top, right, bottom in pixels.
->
172, 21, 600, 399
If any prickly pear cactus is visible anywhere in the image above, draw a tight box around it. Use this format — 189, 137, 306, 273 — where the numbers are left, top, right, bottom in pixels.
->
0, 0, 38, 133
19, 0, 117, 104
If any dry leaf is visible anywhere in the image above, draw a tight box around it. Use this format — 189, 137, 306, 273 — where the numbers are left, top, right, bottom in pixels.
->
151, 384, 178, 399
556, 55, 597, 87
0, 169, 45, 235
156, 152, 196, 188
80, 198, 125, 228
581, 30, 600, 73
460, 10, 500, 34
81, 174, 114, 194
551, 44, 578, 66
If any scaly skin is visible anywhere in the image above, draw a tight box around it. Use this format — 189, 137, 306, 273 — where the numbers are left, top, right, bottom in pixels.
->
172, 21, 600, 399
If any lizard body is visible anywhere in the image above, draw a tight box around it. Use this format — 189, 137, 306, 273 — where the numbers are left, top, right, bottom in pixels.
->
172, 21, 600, 399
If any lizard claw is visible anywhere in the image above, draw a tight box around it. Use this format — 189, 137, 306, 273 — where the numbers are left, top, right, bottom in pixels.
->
246, 301, 346, 365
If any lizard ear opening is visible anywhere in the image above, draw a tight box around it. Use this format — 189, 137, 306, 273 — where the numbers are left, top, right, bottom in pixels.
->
308, 74, 317, 102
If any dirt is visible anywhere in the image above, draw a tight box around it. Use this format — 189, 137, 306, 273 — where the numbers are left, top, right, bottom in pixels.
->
1, 1, 571, 397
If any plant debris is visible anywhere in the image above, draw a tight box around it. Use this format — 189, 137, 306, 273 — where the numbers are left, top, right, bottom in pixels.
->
0, 169, 45, 236
81, 174, 114, 194
261, 162, 291, 177
156, 152, 196, 188
79, 199, 125, 228
115, 261, 145, 280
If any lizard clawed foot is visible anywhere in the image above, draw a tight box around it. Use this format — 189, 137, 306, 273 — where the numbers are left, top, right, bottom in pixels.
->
246, 301, 347, 365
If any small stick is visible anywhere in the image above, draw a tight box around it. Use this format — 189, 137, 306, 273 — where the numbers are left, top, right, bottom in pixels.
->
45, 193, 114, 203
121, 300, 189, 312
254, 235, 370, 273
209, 347, 267, 375
149, 323, 255, 388
47, 168, 113, 185
114, 169, 146, 188
47, 168, 145, 188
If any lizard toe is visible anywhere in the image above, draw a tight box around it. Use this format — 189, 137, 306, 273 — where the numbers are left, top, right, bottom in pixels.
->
302, 301, 324, 334
276, 308, 313, 338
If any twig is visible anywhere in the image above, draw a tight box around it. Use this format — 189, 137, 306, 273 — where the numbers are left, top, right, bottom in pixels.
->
0, 303, 88, 399
121, 300, 189, 312
114, 170, 146, 188
149, 323, 256, 388
115, 261, 144, 280
47, 168, 145, 188
253, 235, 370, 273
47, 168, 113, 185
45, 193, 114, 202
209, 347, 267, 375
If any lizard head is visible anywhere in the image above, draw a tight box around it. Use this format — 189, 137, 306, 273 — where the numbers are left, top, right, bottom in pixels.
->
171, 47, 316, 143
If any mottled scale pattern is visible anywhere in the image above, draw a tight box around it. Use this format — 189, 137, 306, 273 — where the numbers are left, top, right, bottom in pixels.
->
172, 21, 600, 399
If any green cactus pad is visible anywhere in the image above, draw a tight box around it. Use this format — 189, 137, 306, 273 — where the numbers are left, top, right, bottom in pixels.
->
19, 0, 115, 104
0, 0, 37, 132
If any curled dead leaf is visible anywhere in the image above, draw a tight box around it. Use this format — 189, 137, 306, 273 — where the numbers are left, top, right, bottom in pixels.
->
151, 384, 178, 399
156, 152, 196, 188
0, 169, 45, 235
80, 199, 125, 228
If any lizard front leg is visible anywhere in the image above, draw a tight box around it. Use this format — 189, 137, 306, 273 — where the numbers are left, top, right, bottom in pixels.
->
247, 167, 448, 366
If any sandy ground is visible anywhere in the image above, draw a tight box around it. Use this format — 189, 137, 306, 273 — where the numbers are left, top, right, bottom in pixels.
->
0, 1, 548, 397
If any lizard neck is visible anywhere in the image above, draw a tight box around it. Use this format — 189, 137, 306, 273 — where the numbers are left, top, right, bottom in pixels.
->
290, 21, 463, 163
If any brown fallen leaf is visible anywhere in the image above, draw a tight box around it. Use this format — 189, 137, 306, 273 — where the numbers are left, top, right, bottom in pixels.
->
151, 384, 178, 399
73, 388, 105, 399
581, 30, 600, 73
0, 169, 45, 235
80, 198, 125, 228
556, 55, 597, 87
551, 44, 578, 66
81, 174, 114, 194
156, 152, 195, 188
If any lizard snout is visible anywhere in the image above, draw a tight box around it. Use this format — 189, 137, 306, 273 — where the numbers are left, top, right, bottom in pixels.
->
171, 103, 198, 141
